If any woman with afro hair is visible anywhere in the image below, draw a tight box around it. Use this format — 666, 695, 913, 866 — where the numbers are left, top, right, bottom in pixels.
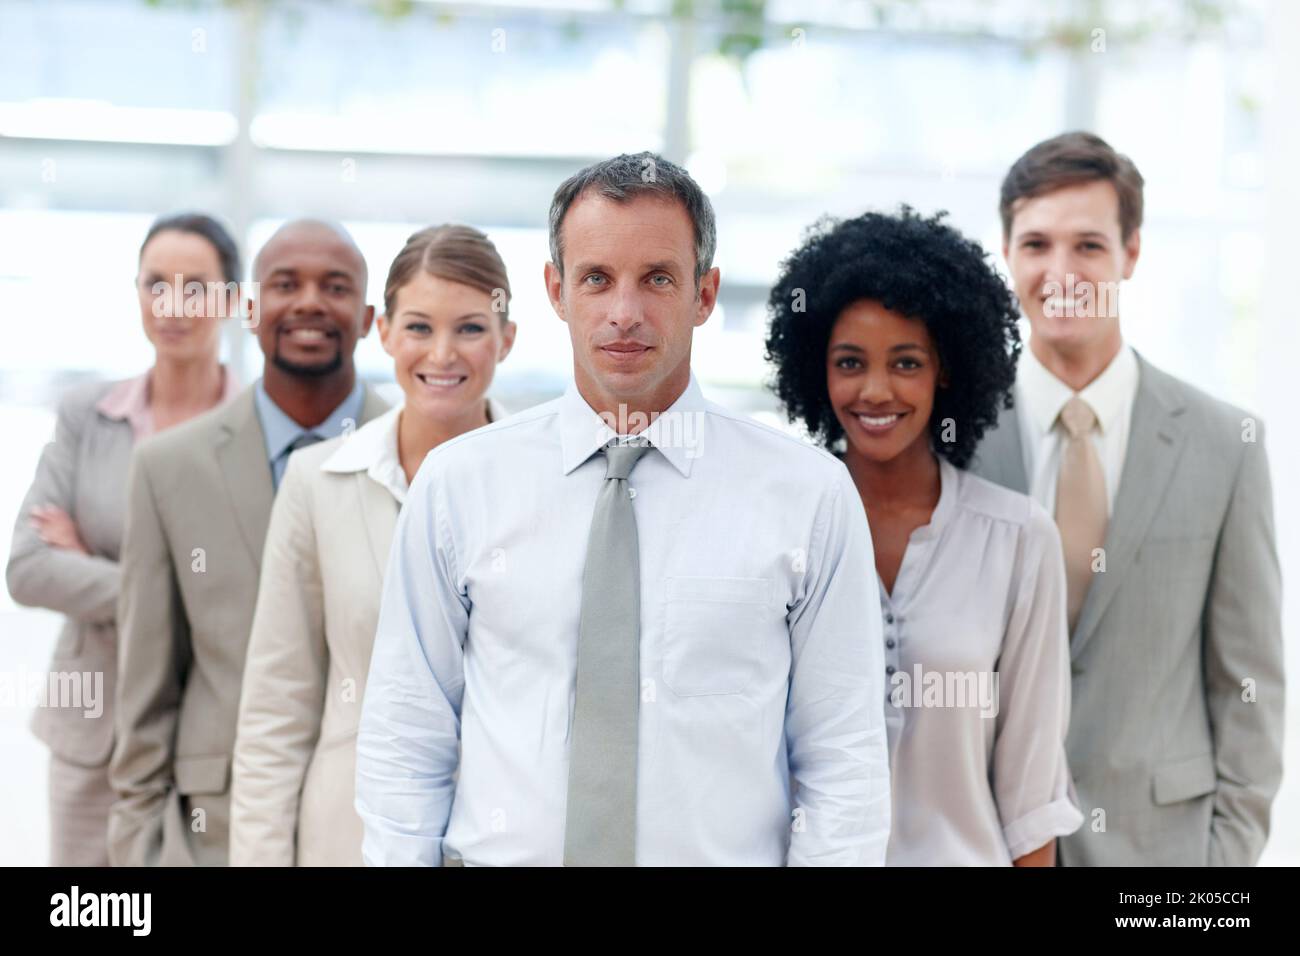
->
765, 206, 1083, 866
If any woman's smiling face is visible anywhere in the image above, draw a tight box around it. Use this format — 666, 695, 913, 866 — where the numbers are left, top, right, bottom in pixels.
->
379, 271, 514, 422
826, 299, 941, 464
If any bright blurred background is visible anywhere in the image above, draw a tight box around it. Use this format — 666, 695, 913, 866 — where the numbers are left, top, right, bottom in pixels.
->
1, 0, 1296, 865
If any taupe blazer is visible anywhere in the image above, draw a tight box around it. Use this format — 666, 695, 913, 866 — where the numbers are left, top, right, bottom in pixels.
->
107, 383, 388, 867
969, 352, 1284, 866
7, 381, 131, 768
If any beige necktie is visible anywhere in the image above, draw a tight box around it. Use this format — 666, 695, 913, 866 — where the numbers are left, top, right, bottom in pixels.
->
1055, 396, 1108, 634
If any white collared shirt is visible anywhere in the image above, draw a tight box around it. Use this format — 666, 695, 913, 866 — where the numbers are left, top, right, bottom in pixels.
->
318, 398, 509, 505
1015, 343, 1139, 516
356, 374, 890, 866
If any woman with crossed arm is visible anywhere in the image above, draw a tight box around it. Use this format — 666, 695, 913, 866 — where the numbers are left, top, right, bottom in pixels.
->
6, 213, 241, 866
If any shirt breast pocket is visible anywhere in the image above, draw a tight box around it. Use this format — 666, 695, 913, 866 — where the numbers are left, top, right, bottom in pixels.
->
660, 576, 773, 697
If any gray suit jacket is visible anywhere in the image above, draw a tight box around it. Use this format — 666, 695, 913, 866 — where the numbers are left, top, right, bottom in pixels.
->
7, 381, 131, 768
107, 383, 388, 867
969, 352, 1284, 865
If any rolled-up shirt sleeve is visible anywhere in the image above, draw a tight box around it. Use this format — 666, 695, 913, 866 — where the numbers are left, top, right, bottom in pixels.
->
356, 455, 468, 867
993, 501, 1085, 860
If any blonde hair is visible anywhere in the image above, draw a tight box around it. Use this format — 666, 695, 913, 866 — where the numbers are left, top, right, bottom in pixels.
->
384, 224, 511, 320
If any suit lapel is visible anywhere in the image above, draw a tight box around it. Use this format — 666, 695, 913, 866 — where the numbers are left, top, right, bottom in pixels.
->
356, 473, 399, 580
1069, 354, 1188, 659
213, 383, 387, 576
972, 402, 1029, 494
355, 386, 397, 575
359, 386, 389, 427
214, 390, 275, 574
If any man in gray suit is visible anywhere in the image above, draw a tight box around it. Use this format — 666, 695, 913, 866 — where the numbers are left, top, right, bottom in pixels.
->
970, 132, 1284, 866
108, 220, 388, 866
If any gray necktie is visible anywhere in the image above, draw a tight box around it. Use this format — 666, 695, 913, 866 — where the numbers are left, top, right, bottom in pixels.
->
273, 431, 323, 490
563, 437, 652, 867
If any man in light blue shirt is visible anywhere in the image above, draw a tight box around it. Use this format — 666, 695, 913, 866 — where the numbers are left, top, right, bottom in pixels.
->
357, 154, 889, 866
254, 377, 364, 488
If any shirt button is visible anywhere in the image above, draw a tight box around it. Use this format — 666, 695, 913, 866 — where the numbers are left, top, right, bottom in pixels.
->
628, 487, 637, 499
885, 665, 895, 676
885, 638, 896, 649
885, 613, 895, 624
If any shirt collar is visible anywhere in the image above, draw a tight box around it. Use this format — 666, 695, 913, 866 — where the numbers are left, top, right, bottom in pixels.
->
96, 373, 153, 439
320, 396, 509, 505
559, 373, 705, 478
254, 376, 366, 466
907, 455, 961, 544
1018, 342, 1137, 437
875, 455, 960, 606
96, 365, 238, 441
321, 403, 406, 503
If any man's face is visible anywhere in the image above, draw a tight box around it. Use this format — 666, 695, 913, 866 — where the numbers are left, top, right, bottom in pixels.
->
250, 224, 374, 377
544, 192, 718, 413
1003, 179, 1139, 358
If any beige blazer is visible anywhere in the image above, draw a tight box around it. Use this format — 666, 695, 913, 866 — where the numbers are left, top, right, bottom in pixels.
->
969, 352, 1284, 866
108, 384, 388, 867
230, 400, 505, 866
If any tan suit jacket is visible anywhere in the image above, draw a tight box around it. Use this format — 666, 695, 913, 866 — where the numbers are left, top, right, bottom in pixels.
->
108, 384, 387, 866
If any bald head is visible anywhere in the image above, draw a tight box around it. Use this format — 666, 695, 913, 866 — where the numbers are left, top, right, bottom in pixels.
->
248, 217, 375, 383
253, 219, 368, 287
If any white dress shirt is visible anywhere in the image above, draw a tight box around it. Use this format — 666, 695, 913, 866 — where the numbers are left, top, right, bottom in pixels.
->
356, 374, 890, 866
1015, 343, 1139, 516
878, 457, 1083, 865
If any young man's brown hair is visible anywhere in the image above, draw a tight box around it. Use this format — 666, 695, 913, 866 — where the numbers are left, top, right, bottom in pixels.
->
1000, 131, 1145, 240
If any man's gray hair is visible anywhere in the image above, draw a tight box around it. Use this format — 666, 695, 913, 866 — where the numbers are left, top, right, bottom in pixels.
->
547, 152, 717, 286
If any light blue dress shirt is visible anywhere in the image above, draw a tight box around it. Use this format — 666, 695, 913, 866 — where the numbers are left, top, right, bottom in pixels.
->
356, 374, 891, 866
253, 377, 365, 489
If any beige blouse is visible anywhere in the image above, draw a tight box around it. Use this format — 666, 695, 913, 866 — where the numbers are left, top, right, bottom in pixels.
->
877, 456, 1084, 865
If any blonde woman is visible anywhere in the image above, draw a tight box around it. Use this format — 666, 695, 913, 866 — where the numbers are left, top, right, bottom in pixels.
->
230, 225, 515, 866
6, 213, 241, 866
